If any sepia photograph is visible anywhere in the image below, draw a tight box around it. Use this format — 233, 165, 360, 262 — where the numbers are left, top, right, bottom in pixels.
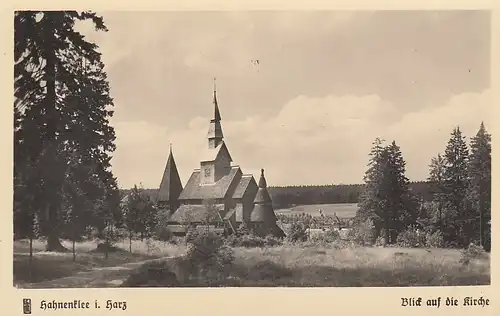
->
13, 10, 491, 289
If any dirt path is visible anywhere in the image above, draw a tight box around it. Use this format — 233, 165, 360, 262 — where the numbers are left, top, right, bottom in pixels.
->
18, 256, 175, 289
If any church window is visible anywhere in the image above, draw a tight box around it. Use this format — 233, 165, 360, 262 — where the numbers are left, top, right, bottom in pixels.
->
204, 167, 211, 176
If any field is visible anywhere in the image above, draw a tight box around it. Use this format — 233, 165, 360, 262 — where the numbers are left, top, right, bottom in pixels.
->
275, 203, 358, 218
13, 238, 490, 288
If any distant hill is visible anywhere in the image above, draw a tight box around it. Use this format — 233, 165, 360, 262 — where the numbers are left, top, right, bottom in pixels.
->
119, 181, 433, 209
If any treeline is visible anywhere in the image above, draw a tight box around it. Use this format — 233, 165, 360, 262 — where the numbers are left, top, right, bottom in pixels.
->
355, 123, 491, 251
119, 182, 433, 210
268, 181, 432, 209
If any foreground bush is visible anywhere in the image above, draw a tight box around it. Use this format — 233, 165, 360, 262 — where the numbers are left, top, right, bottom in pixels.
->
286, 221, 308, 242
460, 243, 488, 265
121, 260, 180, 287
396, 226, 426, 248
346, 219, 376, 246
225, 234, 282, 248
178, 230, 235, 285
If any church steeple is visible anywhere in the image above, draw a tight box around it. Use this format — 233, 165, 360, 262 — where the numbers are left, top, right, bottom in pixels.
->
208, 78, 224, 148
157, 144, 183, 211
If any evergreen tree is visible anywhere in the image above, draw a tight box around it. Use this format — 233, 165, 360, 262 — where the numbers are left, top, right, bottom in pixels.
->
14, 11, 116, 251
357, 138, 386, 232
467, 122, 491, 251
442, 126, 470, 247
357, 139, 414, 244
427, 153, 446, 232
384, 141, 416, 239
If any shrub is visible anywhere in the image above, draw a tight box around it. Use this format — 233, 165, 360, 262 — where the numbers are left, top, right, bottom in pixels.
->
180, 231, 235, 284
154, 226, 173, 242
346, 219, 376, 246
286, 221, 308, 242
460, 243, 487, 265
374, 235, 386, 247
121, 260, 180, 287
396, 226, 426, 248
311, 228, 340, 244
425, 230, 444, 248
245, 260, 293, 281
264, 235, 282, 247
224, 233, 283, 248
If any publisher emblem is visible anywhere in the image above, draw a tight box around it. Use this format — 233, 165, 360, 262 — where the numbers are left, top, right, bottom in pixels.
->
23, 298, 31, 315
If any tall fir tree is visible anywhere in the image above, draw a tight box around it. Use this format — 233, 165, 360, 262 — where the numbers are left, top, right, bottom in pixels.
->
467, 122, 491, 251
357, 139, 414, 244
357, 138, 386, 231
427, 153, 446, 233
14, 11, 117, 251
442, 126, 470, 247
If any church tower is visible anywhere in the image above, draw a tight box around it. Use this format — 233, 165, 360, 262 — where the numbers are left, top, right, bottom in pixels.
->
207, 80, 223, 149
157, 144, 183, 211
200, 80, 233, 185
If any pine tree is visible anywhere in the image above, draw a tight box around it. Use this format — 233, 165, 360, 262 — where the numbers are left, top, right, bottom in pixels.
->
442, 126, 470, 247
14, 11, 116, 251
467, 122, 491, 251
384, 141, 416, 240
357, 139, 414, 244
357, 138, 386, 232
427, 153, 446, 233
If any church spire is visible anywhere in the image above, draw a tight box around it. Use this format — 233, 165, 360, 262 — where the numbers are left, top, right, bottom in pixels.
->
208, 78, 224, 148
157, 145, 183, 210
213, 77, 221, 121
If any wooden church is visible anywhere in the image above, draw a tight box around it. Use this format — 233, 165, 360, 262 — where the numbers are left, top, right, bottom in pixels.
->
156, 84, 284, 238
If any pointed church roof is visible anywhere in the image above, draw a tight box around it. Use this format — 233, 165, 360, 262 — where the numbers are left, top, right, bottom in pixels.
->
254, 169, 272, 204
251, 169, 276, 222
213, 88, 221, 122
157, 145, 183, 203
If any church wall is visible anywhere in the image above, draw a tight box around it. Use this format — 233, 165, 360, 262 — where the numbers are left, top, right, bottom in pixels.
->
200, 162, 215, 184
242, 181, 259, 223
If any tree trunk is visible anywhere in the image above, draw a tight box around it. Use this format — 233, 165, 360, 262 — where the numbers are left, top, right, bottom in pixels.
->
29, 234, 33, 282
46, 232, 68, 252
72, 239, 76, 262
129, 232, 132, 253
42, 14, 66, 253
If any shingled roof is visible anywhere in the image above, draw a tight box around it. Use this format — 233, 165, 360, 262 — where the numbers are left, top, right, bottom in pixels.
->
200, 141, 232, 163
178, 166, 243, 200
169, 204, 225, 223
232, 175, 257, 199
157, 147, 183, 203
251, 169, 277, 223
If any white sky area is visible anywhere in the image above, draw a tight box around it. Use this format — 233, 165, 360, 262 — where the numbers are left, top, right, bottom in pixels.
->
76, 11, 491, 189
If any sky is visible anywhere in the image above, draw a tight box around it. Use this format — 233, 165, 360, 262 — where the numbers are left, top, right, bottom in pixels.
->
76, 10, 491, 189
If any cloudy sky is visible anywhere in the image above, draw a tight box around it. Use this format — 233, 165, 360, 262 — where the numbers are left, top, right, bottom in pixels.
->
77, 10, 491, 189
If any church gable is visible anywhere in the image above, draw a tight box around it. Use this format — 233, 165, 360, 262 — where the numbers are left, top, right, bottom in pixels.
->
178, 166, 243, 201
200, 142, 232, 163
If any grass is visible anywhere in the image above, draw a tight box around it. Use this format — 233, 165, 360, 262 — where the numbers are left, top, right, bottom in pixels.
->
13, 238, 490, 288
13, 239, 186, 288
275, 203, 358, 218
224, 246, 490, 287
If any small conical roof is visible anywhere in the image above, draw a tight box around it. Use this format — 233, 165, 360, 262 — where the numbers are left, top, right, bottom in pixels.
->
251, 169, 276, 222
254, 169, 271, 204
157, 145, 183, 204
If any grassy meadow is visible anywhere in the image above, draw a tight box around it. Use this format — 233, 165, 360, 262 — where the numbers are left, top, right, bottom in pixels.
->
275, 203, 358, 218
13, 237, 490, 288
